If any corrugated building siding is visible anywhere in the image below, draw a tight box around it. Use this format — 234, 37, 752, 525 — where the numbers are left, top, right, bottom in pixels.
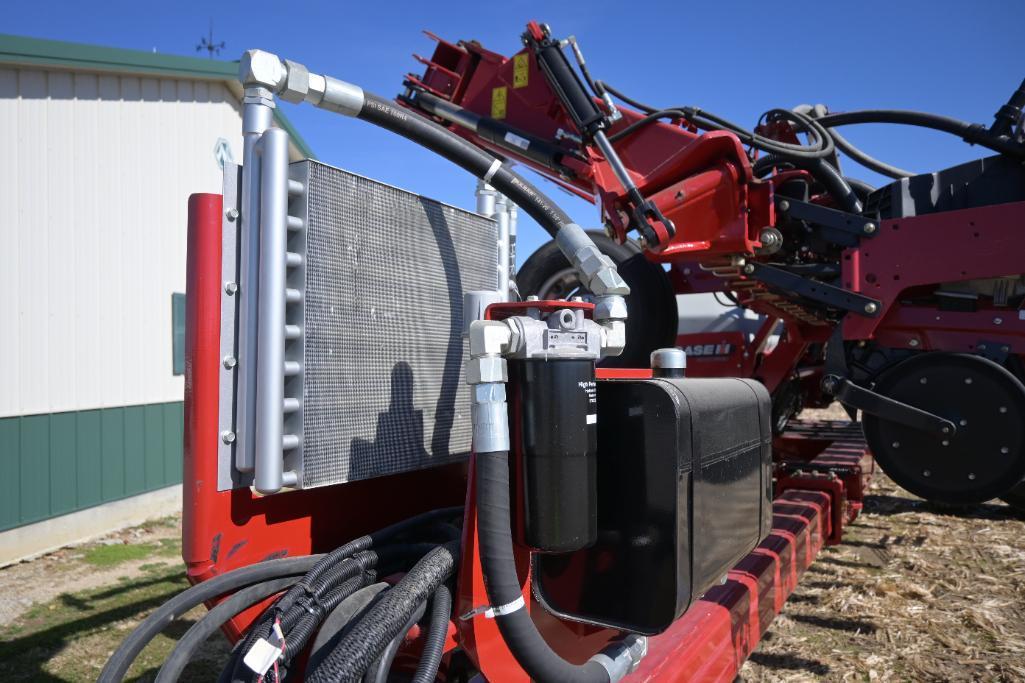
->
0, 66, 247, 530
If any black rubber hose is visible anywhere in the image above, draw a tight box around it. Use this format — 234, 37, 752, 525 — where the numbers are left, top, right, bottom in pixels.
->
410, 583, 453, 683
155, 577, 298, 683
815, 109, 1025, 159
475, 450, 609, 683
828, 126, 913, 179
753, 154, 862, 214
357, 93, 571, 237
306, 542, 460, 683
363, 598, 428, 683
99, 555, 322, 683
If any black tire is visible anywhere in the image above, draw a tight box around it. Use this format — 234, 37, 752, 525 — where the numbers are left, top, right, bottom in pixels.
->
516, 232, 678, 368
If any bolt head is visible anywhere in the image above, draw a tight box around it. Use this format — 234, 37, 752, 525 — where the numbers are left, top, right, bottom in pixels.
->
778, 200, 790, 212
223, 355, 237, 369
922, 469, 931, 477
920, 377, 928, 384
965, 377, 973, 384
892, 441, 901, 448
863, 222, 876, 234
743, 263, 755, 274
226, 207, 239, 221
864, 302, 879, 314
909, 339, 920, 347
1001, 446, 1010, 454
968, 473, 976, 481
1002, 345, 1010, 353
221, 430, 236, 444
526, 295, 540, 302
1000, 406, 1008, 414
942, 440, 950, 446
994, 317, 1003, 325
979, 344, 987, 351
224, 281, 238, 295
959, 418, 968, 427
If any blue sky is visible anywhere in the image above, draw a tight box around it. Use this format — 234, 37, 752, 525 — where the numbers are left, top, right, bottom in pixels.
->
7, 0, 1023, 265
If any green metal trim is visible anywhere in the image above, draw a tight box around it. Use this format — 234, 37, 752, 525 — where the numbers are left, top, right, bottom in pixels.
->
0, 401, 184, 532
0, 33, 316, 160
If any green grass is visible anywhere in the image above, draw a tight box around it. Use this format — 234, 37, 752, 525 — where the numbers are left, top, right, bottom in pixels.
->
83, 538, 181, 568
0, 563, 229, 682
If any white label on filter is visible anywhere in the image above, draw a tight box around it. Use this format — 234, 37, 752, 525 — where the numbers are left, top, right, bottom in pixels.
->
504, 132, 530, 150
586, 414, 597, 425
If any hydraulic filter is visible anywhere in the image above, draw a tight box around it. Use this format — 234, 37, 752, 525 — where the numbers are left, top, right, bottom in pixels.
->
509, 358, 597, 552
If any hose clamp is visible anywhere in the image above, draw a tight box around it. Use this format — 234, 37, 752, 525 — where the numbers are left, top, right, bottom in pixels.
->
458, 595, 525, 621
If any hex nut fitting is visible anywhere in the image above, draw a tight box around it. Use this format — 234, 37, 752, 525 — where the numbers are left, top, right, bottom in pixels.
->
280, 59, 310, 103
466, 356, 508, 385
593, 295, 628, 322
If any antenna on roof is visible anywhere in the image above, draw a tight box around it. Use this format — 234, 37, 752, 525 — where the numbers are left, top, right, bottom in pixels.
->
196, 21, 226, 59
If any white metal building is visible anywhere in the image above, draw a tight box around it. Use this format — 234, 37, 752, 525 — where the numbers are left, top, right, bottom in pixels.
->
0, 34, 312, 563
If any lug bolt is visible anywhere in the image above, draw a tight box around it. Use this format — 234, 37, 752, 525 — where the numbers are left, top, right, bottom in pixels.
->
226, 208, 239, 221
223, 355, 237, 369
221, 430, 236, 444
225, 281, 238, 295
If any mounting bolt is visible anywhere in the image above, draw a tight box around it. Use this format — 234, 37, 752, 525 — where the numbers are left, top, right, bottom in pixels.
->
226, 207, 239, 221
863, 222, 876, 234
965, 377, 973, 384
864, 302, 879, 314
919, 377, 928, 384
224, 281, 238, 295
526, 295, 540, 302
1000, 406, 1008, 414
221, 430, 236, 444
994, 317, 1003, 325
979, 344, 987, 351
1002, 345, 1010, 352
892, 441, 901, 449
942, 440, 950, 446
968, 472, 976, 481
571, 296, 585, 302
778, 200, 790, 212
223, 355, 237, 369
1001, 446, 1010, 454
923, 469, 931, 477
743, 263, 755, 274
942, 426, 951, 434
959, 418, 968, 427
909, 339, 920, 347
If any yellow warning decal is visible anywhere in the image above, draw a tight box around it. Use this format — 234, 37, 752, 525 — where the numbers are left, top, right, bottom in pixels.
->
513, 53, 529, 89
491, 86, 508, 119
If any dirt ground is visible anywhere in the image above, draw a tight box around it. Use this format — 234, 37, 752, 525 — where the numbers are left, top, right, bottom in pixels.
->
1, 408, 1023, 682
740, 408, 1025, 683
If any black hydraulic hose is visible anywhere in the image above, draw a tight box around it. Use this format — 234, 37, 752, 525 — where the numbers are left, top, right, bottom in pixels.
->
475, 450, 610, 683
753, 154, 862, 214
363, 598, 428, 683
357, 92, 571, 237
306, 541, 460, 683
155, 577, 298, 683
828, 126, 913, 179
99, 555, 322, 683
815, 109, 1025, 159
410, 583, 453, 683
844, 177, 875, 203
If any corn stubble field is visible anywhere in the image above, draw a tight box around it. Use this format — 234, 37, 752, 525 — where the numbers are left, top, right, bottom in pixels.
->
0, 411, 1023, 682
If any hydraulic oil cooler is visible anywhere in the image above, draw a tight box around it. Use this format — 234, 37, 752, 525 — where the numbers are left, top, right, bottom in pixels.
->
217, 160, 498, 492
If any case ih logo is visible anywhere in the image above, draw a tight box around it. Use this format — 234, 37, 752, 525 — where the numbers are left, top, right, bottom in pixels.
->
682, 342, 734, 358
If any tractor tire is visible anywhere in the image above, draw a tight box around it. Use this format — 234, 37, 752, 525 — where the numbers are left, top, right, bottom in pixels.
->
516, 232, 678, 368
